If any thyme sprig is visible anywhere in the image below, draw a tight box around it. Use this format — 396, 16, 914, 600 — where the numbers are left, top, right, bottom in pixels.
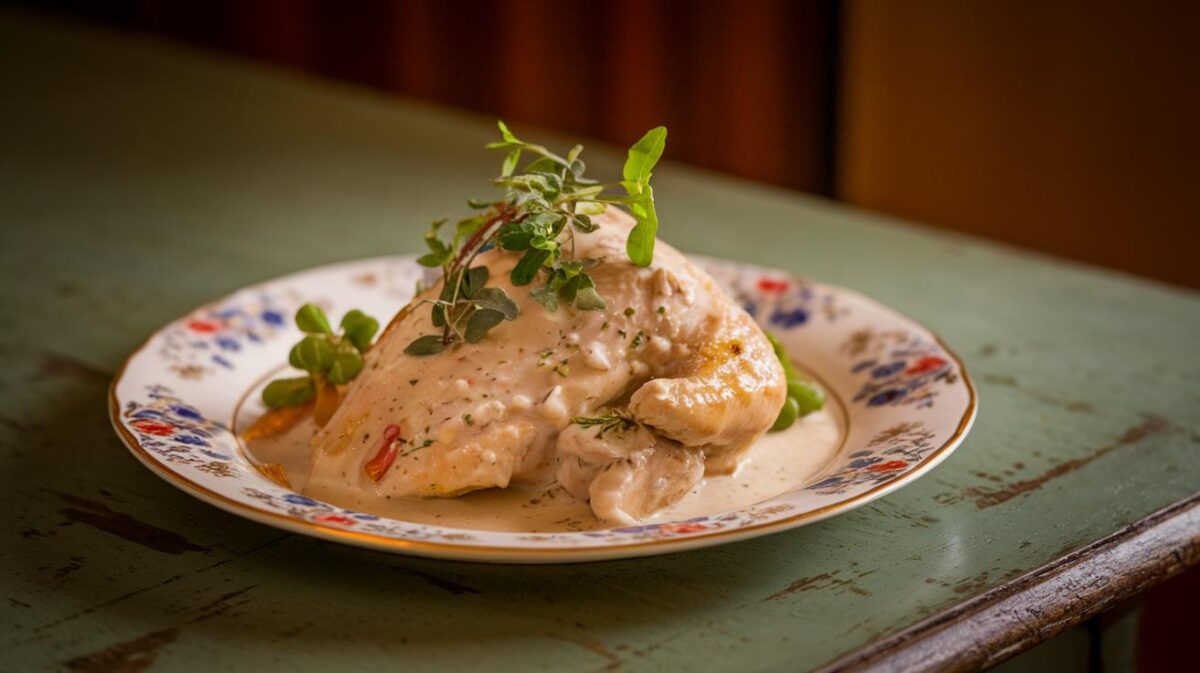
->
570, 407, 641, 438
405, 121, 667, 356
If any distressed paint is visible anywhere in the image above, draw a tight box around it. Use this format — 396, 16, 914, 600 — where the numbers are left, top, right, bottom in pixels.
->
0, 10, 1198, 673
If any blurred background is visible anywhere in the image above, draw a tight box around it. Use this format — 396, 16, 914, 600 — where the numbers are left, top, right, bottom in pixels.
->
18, 0, 1199, 287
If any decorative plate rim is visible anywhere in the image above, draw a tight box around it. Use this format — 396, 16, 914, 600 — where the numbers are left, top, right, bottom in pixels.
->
108, 255, 977, 563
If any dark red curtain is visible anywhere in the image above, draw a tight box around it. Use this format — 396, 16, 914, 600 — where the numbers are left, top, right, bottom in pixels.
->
37, 0, 838, 194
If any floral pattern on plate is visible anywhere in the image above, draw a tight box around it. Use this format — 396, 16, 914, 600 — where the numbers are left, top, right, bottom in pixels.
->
110, 255, 975, 562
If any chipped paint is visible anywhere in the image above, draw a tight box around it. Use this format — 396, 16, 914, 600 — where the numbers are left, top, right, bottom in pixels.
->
938, 415, 1169, 509
403, 569, 482, 596
547, 631, 622, 672
982, 373, 1094, 413
56, 493, 208, 555
65, 627, 179, 673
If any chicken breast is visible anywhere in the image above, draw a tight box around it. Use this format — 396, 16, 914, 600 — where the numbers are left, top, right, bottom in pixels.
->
307, 208, 786, 523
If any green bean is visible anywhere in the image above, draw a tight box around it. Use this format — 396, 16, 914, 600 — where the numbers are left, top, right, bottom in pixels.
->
771, 396, 801, 431
788, 379, 825, 416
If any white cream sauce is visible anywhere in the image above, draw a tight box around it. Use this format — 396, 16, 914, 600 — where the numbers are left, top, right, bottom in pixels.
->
242, 395, 844, 533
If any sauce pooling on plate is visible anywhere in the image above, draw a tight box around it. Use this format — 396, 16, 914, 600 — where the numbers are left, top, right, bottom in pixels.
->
242, 395, 843, 533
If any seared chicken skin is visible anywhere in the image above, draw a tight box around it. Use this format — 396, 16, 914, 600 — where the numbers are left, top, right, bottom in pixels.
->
307, 208, 786, 524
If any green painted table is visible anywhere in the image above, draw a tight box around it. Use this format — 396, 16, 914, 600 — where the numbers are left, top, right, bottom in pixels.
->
2, 11, 1197, 673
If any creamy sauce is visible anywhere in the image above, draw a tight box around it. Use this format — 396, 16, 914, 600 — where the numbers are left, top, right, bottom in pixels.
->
242, 395, 844, 533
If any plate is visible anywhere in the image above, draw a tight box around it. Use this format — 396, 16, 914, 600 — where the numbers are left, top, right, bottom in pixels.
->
109, 255, 976, 563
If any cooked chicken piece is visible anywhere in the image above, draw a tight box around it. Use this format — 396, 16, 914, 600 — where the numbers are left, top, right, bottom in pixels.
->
306, 208, 786, 523
556, 421, 704, 525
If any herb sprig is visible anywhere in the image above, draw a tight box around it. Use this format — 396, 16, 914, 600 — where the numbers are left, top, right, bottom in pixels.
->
570, 408, 640, 438
405, 121, 667, 356
262, 303, 379, 408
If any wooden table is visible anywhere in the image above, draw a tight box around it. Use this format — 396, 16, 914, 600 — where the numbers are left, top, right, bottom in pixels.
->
2, 11, 1197, 672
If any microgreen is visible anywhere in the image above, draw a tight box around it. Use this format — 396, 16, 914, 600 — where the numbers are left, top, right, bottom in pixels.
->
405, 120, 667, 356
262, 303, 379, 408
621, 127, 667, 267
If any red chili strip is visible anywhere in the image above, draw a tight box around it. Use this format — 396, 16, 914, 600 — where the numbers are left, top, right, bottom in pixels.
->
364, 424, 403, 482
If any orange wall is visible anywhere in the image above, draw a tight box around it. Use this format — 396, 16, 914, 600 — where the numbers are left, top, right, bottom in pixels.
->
838, 1, 1200, 287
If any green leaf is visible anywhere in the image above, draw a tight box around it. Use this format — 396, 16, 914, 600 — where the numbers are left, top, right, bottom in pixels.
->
566, 144, 583, 165
531, 285, 558, 311
340, 310, 379, 352
496, 173, 561, 199
523, 156, 562, 175
558, 260, 584, 277
575, 200, 607, 215
440, 271, 461, 300
574, 286, 606, 311
289, 335, 335, 373
622, 126, 667, 192
558, 273, 582, 305
465, 308, 505, 343
497, 119, 519, 144
327, 344, 364, 384
497, 222, 533, 250
418, 219, 451, 267
460, 265, 489, 298
510, 187, 549, 209
625, 188, 658, 267
571, 214, 596, 232
295, 303, 332, 335
527, 211, 565, 235
416, 252, 445, 267
454, 216, 485, 247
470, 287, 519, 320
424, 235, 450, 255
511, 248, 550, 285
466, 197, 492, 209
529, 235, 558, 252
502, 149, 520, 177
262, 376, 315, 408
404, 335, 445, 356
558, 270, 598, 308
431, 272, 460, 328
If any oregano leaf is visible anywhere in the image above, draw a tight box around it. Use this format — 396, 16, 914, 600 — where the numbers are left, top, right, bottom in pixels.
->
511, 248, 549, 285
469, 287, 519, 320
465, 308, 505, 343
404, 335, 445, 356
461, 265, 489, 298
531, 285, 558, 312
575, 286, 606, 311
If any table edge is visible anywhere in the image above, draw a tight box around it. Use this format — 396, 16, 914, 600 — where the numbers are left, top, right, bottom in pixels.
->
814, 492, 1200, 673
